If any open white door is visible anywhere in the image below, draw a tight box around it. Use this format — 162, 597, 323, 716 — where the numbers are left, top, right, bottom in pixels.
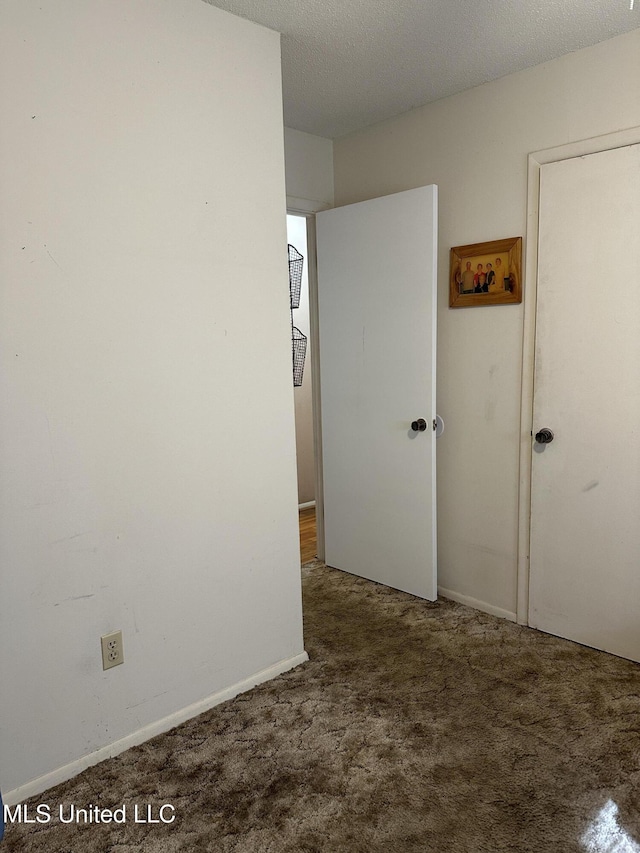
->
316, 186, 437, 600
529, 143, 640, 662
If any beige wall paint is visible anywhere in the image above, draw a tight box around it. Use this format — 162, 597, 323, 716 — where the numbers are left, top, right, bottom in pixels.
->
333, 28, 640, 618
0, 0, 305, 799
284, 127, 334, 210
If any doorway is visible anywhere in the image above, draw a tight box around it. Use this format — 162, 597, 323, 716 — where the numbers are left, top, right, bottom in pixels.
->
287, 212, 323, 564
287, 214, 315, 509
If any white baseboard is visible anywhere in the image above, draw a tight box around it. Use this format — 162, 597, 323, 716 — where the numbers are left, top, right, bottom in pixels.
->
3, 650, 309, 806
298, 500, 316, 510
438, 587, 517, 623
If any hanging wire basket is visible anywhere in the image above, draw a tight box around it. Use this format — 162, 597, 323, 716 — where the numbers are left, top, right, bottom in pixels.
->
292, 325, 307, 387
288, 243, 304, 309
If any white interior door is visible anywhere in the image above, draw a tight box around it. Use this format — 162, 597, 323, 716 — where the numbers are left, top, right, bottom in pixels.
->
316, 186, 437, 600
529, 143, 640, 662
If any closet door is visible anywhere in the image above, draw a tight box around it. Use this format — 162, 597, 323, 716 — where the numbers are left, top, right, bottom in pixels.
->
529, 143, 640, 662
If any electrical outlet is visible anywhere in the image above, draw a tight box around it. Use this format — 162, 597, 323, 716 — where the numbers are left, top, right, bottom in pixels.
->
101, 630, 124, 670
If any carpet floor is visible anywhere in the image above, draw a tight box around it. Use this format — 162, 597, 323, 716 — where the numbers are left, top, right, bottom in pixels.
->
5, 560, 640, 852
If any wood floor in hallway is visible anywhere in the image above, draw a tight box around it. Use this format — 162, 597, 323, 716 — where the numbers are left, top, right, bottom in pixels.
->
299, 506, 317, 564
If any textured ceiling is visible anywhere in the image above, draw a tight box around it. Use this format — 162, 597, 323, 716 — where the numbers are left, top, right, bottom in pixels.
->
203, 0, 640, 139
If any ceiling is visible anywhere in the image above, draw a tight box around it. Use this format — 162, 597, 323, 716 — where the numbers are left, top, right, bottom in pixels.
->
203, 0, 639, 139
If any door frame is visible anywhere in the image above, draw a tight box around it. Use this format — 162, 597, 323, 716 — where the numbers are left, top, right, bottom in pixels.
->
516, 124, 640, 625
287, 197, 329, 562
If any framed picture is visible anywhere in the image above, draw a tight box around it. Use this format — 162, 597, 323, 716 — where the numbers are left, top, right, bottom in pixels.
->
449, 236, 522, 308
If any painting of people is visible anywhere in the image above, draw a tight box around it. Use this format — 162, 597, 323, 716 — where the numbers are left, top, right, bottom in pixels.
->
450, 237, 522, 307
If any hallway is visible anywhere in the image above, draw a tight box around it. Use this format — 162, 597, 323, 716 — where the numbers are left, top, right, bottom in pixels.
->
299, 506, 317, 564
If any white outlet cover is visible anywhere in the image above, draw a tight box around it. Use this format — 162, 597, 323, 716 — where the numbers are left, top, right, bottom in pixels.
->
101, 630, 124, 670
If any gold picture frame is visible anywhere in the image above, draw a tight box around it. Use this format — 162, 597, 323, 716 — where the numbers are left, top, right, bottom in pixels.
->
450, 237, 522, 308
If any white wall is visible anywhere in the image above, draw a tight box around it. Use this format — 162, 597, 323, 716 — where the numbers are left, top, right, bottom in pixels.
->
333, 29, 640, 619
284, 127, 334, 211
0, 0, 305, 799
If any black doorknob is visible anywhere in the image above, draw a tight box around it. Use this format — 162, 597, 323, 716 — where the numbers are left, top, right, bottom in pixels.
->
411, 418, 428, 432
535, 428, 554, 444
